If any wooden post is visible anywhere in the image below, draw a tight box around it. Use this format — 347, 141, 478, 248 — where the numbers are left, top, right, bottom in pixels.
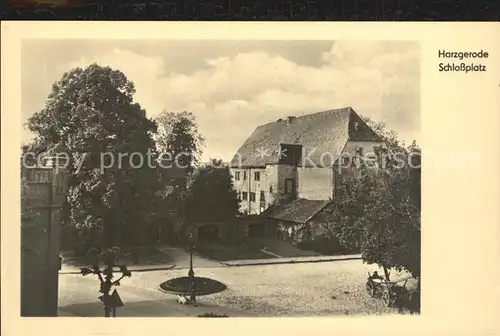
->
103, 300, 110, 317
383, 265, 391, 281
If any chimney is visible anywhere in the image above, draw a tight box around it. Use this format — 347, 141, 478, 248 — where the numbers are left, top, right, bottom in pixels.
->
286, 116, 296, 124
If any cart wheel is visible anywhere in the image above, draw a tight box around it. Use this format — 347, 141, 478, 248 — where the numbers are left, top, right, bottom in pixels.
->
365, 281, 375, 297
381, 289, 392, 307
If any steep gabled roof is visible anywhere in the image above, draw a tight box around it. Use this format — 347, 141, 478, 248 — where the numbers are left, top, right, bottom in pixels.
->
230, 107, 381, 168
261, 199, 331, 224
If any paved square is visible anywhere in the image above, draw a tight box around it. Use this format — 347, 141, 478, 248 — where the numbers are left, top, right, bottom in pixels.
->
59, 259, 414, 316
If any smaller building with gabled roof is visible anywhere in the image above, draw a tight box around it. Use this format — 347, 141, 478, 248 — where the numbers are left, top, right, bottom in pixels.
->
260, 199, 330, 244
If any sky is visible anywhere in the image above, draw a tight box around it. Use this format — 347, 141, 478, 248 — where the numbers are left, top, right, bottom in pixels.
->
22, 39, 420, 162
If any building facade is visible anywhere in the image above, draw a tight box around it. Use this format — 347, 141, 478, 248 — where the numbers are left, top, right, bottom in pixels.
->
21, 156, 68, 316
230, 107, 386, 215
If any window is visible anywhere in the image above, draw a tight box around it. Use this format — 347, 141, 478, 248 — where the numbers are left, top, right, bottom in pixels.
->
269, 185, 273, 194
243, 171, 247, 180
235, 171, 240, 180
250, 192, 256, 202
285, 178, 295, 194
356, 146, 364, 157
278, 144, 302, 165
342, 157, 350, 166
254, 171, 260, 181
260, 190, 265, 201
242, 192, 248, 200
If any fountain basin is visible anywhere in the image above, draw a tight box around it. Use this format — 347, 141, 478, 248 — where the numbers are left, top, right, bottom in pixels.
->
159, 276, 227, 296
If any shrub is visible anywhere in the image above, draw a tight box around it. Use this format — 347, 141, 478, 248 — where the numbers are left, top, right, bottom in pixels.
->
297, 234, 359, 255
197, 313, 229, 317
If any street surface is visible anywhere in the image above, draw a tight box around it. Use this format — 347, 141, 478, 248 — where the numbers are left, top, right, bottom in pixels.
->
59, 259, 415, 317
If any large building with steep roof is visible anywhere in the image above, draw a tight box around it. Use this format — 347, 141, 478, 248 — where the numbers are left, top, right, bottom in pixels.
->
229, 107, 385, 215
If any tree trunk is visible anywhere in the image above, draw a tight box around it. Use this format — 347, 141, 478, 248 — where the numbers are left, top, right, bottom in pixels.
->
383, 265, 391, 281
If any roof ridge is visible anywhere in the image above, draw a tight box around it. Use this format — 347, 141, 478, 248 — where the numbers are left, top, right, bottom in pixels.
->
261, 199, 332, 224
302, 200, 332, 223
258, 107, 353, 127
230, 106, 362, 167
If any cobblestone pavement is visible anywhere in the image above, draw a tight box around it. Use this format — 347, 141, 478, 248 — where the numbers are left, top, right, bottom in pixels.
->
59, 259, 414, 316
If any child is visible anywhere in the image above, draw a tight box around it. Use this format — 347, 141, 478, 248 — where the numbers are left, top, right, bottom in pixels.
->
178, 295, 188, 304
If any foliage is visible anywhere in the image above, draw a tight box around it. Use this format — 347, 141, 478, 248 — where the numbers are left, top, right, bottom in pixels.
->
152, 111, 206, 239
25, 64, 159, 249
325, 118, 421, 278
155, 110, 205, 172
147, 111, 204, 239
180, 159, 240, 222
197, 313, 229, 317
81, 247, 132, 280
361, 115, 404, 152
296, 233, 359, 255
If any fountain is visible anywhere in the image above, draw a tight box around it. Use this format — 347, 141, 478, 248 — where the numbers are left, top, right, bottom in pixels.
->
159, 226, 227, 303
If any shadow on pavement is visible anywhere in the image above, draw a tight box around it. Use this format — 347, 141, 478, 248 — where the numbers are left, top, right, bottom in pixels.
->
61, 246, 175, 268
59, 298, 254, 317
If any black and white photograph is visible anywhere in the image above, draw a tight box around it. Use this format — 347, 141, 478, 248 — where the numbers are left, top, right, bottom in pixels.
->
19, 38, 422, 317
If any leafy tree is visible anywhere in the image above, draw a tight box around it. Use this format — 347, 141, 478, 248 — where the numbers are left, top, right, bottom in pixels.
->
325, 118, 421, 279
151, 111, 205, 244
155, 111, 205, 173
361, 116, 403, 152
25, 64, 159, 251
180, 159, 240, 223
